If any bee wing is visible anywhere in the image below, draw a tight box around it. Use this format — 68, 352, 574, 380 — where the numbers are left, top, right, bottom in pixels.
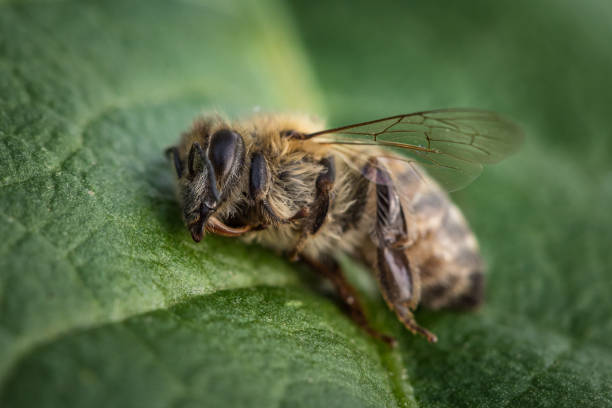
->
306, 109, 524, 191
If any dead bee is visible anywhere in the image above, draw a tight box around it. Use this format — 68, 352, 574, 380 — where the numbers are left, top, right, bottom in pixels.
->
165, 109, 523, 344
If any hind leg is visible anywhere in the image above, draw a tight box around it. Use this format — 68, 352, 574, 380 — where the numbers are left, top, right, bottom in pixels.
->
366, 159, 438, 343
376, 246, 438, 343
302, 256, 397, 347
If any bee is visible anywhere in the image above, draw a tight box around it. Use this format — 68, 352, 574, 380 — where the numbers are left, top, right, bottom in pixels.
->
165, 109, 523, 344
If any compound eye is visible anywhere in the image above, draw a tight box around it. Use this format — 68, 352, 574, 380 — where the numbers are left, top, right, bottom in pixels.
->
208, 129, 243, 181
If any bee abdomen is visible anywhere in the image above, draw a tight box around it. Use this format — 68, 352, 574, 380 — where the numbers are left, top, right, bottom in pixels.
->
420, 265, 484, 310
413, 206, 485, 310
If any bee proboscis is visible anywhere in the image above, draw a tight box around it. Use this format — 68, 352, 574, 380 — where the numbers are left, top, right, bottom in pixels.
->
166, 109, 523, 344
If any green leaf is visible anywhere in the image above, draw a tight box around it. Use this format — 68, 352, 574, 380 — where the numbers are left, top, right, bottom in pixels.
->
2, 0, 612, 407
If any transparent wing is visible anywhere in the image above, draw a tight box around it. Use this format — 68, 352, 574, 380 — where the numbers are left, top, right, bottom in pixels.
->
307, 109, 524, 191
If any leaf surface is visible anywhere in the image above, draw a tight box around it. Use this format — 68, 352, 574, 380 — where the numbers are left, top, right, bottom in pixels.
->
2, 0, 612, 407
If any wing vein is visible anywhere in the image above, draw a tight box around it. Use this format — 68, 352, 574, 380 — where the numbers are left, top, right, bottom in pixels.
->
306, 108, 522, 191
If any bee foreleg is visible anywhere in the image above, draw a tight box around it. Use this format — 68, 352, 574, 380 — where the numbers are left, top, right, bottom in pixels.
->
302, 255, 396, 347
289, 157, 335, 261
250, 152, 306, 224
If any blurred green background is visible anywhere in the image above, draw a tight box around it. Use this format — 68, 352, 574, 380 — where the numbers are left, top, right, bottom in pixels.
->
1, 0, 611, 407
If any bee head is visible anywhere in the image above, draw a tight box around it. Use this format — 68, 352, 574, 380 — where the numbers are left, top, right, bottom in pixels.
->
173, 129, 245, 242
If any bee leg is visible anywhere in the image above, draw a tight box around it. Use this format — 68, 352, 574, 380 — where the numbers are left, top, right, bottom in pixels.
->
289, 156, 335, 261
376, 247, 438, 343
369, 160, 438, 343
262, 200, 308, 224
302, 255, 397, 347
250, 152, 308, 224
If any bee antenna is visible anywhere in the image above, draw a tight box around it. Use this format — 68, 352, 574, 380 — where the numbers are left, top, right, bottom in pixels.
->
188, 142, 221, 202
165, 146, 183, 178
